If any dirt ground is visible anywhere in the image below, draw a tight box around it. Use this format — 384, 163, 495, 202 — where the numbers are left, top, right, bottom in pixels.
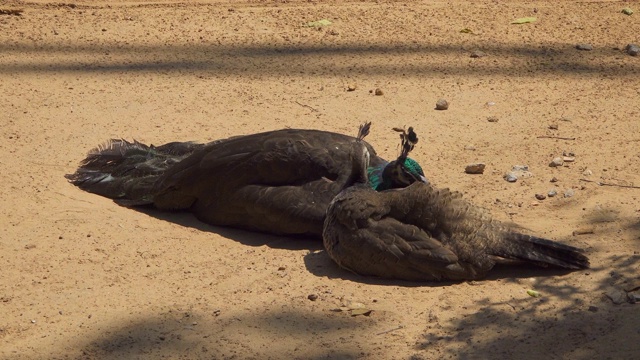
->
1, 0, 639, 359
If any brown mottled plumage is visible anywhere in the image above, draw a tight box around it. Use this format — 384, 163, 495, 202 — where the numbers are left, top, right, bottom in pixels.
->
65, 125, 426, 237
323, 130, 590, 281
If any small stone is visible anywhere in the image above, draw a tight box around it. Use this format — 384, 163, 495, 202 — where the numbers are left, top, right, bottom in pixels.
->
588, 306, 599, 312
564, 189, 575, 198
31, 319, 36, 324
487, 116, 499, 122
465, 163, 486, 174
582, 169, 592, 176
550, 177, 559, 183
374, 88, 384, 96
470, 50, 487, 58
548, 124, 558, 130
535, 193, 546, 200
101, 28, 107, 32
435, 99, 449, 110
562, 151, 575, 157
622, 8, 634, 16
626, 44, 640, 56
628, 291, 640, 303
549, 157, 564, 167
504, 173, 518, 183
563, 156, 575, 162
548, 189, 557, 197
347, 84, 357, 91
464, 145, 476, 151
605, 289, 627, 304
307, 294, 318, 301
277, 266, 286, 271
512, 165, 529, 172
159, 336, 166, 341
575, 43, 593, 51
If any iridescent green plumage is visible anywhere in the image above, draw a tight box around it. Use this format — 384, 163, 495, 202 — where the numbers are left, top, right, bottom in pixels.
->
367, 157, 426, 191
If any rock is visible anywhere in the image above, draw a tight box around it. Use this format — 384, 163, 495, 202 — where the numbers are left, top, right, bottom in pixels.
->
347, 83, 357, 91
435, 98, 449, 110
564, 188, 575, 198
504, 173, 518, 182
465, 163, 485, 174
563, 156, 575, 162
562, 151, 575, 157
548, 124, 558, 130
548, 189, 557, 197
622, 8, 634, 16
549, 157, 564, 167
605, 289, 627, 304
626, 44, 640, 56
470, 50, 487, 58
535, 193, 546, 200
307, 294, 318, 301
576, 43, 593, 51
628, 291, 640, 304
487, 116, 499, 122
374, 88, 384, 96
550, 177, 559, 183
504, 165, 533, 183
464, 145, 476, 151
582, 169, 592, 176
588, 306, 599, 312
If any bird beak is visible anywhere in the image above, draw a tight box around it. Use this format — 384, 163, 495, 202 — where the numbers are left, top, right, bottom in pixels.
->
419, 175, 429, 184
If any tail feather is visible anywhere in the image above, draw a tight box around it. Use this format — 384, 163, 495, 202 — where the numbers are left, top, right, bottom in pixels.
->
66, 139, 201, 205
497, 233, 590, 269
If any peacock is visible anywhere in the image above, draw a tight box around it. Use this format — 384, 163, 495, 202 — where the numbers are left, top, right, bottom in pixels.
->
65, 125, 427, 237
323, 126, 590, 281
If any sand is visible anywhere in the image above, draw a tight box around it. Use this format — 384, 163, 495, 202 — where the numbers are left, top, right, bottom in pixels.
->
1, 0, 639, 358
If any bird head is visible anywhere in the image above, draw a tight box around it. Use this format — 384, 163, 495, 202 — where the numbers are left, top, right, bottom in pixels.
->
377, 126, 428, 189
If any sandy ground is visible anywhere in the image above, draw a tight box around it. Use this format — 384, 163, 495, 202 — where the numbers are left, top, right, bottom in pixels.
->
1, 0, 639, 359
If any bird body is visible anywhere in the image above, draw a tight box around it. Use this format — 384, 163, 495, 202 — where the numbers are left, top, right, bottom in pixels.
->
66, 127, 426, 237
324, 181, 590, 281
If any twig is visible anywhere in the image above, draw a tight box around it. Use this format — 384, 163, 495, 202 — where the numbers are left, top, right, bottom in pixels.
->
537, 135, 576, 140
579, 179, 640, 189
294, 101, 318, 112
376, 325, 404, 335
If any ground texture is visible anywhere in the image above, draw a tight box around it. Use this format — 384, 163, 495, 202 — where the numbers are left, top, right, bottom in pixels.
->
1, 1, 639, 359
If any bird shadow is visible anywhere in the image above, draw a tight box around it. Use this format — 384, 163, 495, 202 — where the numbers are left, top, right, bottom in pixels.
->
129, 205, 323, 252
123, 204, 589, 287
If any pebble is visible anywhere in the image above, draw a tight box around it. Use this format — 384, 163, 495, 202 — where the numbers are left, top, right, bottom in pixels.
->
626, 44, 640, 56
535, 193, 546, 200
464, 145, 476, 151
564, 188, 575, 198
504, 165, 532, 183
374, 88, 384, 96
582, 169, 592, 176
628, 291, 640, 303
550, 177, 559, 183
548, 124, 558, 130
504, 173, 518, 182
465, 163, 485, 174
575, 43, 593, 51
487, 116, 499, 122
549, 157, 564, 167
347, 83, 357, 91
548, 189, 557, 197
622, 8, 634, 16
435, 98, 449, 110
605, 289, 627, 304
307, 294, 318, 301
587, 306, 599, 312
470, 50, 487, 58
